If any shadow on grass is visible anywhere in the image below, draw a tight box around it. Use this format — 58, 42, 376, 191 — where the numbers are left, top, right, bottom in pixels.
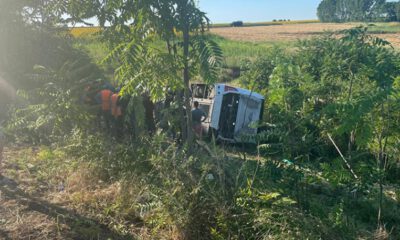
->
0, 177, 132, 240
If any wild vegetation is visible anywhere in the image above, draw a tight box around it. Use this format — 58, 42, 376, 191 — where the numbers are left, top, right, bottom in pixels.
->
1, 1, 400, 240
318, 0, 400, 22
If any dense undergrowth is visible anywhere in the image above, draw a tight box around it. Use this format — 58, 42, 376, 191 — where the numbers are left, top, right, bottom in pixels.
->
6, 130, 400, 239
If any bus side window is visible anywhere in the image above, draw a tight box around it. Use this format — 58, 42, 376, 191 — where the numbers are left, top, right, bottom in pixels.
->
193, 84, 207, 99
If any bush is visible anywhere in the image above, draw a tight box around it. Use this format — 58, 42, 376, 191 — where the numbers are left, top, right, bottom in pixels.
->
230, 21, 244, 27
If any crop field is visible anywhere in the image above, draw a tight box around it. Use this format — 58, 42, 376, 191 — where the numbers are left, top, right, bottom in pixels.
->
70, 22, 400, 50
69, 22, 400, 68
211, 22, 400, 48
69, 27, 101, 38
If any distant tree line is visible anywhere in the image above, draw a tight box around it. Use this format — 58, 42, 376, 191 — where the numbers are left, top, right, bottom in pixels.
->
317, 0, 400, 22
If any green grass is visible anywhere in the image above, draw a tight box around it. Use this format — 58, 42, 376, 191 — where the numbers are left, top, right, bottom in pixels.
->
72, 34, 294, 69
209, 35, 294, 67
366, 22, 400, 33
73, 36, 109, 63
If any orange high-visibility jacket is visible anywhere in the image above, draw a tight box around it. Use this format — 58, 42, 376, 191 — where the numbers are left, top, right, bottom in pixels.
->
101, 89, 113, 111
111, 93, 122, 117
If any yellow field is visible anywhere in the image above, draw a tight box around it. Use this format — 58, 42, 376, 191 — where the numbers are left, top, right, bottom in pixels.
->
69, 27, 101, 38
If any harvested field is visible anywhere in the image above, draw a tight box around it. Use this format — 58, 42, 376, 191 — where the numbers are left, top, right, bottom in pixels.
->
210, 23, 358, 41
211, 23, 400, 48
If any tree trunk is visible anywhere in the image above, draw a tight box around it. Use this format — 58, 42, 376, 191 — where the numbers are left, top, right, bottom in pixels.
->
182, 20, 193, 145
142, 93, 156, 135
377, 143, 384, 227
177, 90, 187, 143
377, 101, 389, 227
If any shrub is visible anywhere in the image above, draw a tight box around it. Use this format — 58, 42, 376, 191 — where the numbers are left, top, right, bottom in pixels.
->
230, 21, 244, 27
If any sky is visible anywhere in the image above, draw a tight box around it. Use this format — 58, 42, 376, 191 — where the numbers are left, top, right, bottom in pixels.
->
198, 0, 322, 23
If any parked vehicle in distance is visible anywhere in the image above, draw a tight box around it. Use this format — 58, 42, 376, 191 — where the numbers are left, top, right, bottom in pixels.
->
230, 21, 244, 27
191, 83, 264, 143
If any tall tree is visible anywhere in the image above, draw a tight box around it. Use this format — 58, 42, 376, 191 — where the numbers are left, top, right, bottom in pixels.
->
317, 0, 339, 22
381, 1, 399, 22
396, 1, 400, 21
317, 0, 394, 22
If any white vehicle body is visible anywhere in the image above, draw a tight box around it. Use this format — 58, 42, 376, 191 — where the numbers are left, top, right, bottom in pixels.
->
192, 83, 264, 143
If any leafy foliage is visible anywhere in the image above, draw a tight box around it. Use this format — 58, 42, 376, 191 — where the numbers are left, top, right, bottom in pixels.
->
317, 0, 400, 22
247, 27, 400, 236
8, 61, 97, 144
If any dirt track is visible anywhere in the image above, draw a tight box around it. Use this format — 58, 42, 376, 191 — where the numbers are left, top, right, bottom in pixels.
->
211, 23, 400, 48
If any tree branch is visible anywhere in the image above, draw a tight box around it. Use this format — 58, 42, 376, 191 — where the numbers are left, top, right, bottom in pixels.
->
328, 134, 359, 180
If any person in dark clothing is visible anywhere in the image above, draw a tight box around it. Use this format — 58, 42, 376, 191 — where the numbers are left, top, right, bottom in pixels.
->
191, 101, 207, 138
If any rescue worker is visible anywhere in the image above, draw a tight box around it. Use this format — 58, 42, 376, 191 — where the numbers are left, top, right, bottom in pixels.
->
191, 101, 207, 138
110, 89, 123, 137
95, 86, 114, 131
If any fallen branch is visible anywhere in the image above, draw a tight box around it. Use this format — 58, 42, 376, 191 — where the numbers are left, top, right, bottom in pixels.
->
327, 134, 359, 180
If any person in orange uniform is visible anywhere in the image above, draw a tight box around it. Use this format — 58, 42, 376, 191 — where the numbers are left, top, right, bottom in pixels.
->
110, 89, 123, 137
96, 86, 114, 131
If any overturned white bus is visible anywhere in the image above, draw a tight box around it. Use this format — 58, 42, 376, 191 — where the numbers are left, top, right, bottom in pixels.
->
191, 83, 265, 143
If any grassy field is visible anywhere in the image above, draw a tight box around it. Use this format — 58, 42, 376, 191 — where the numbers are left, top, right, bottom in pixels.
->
210, 35, 293, 67
367, 22, 400, 33
72, 34, 291, 69
70, 21, 400, 68
73, 37, 108, 63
